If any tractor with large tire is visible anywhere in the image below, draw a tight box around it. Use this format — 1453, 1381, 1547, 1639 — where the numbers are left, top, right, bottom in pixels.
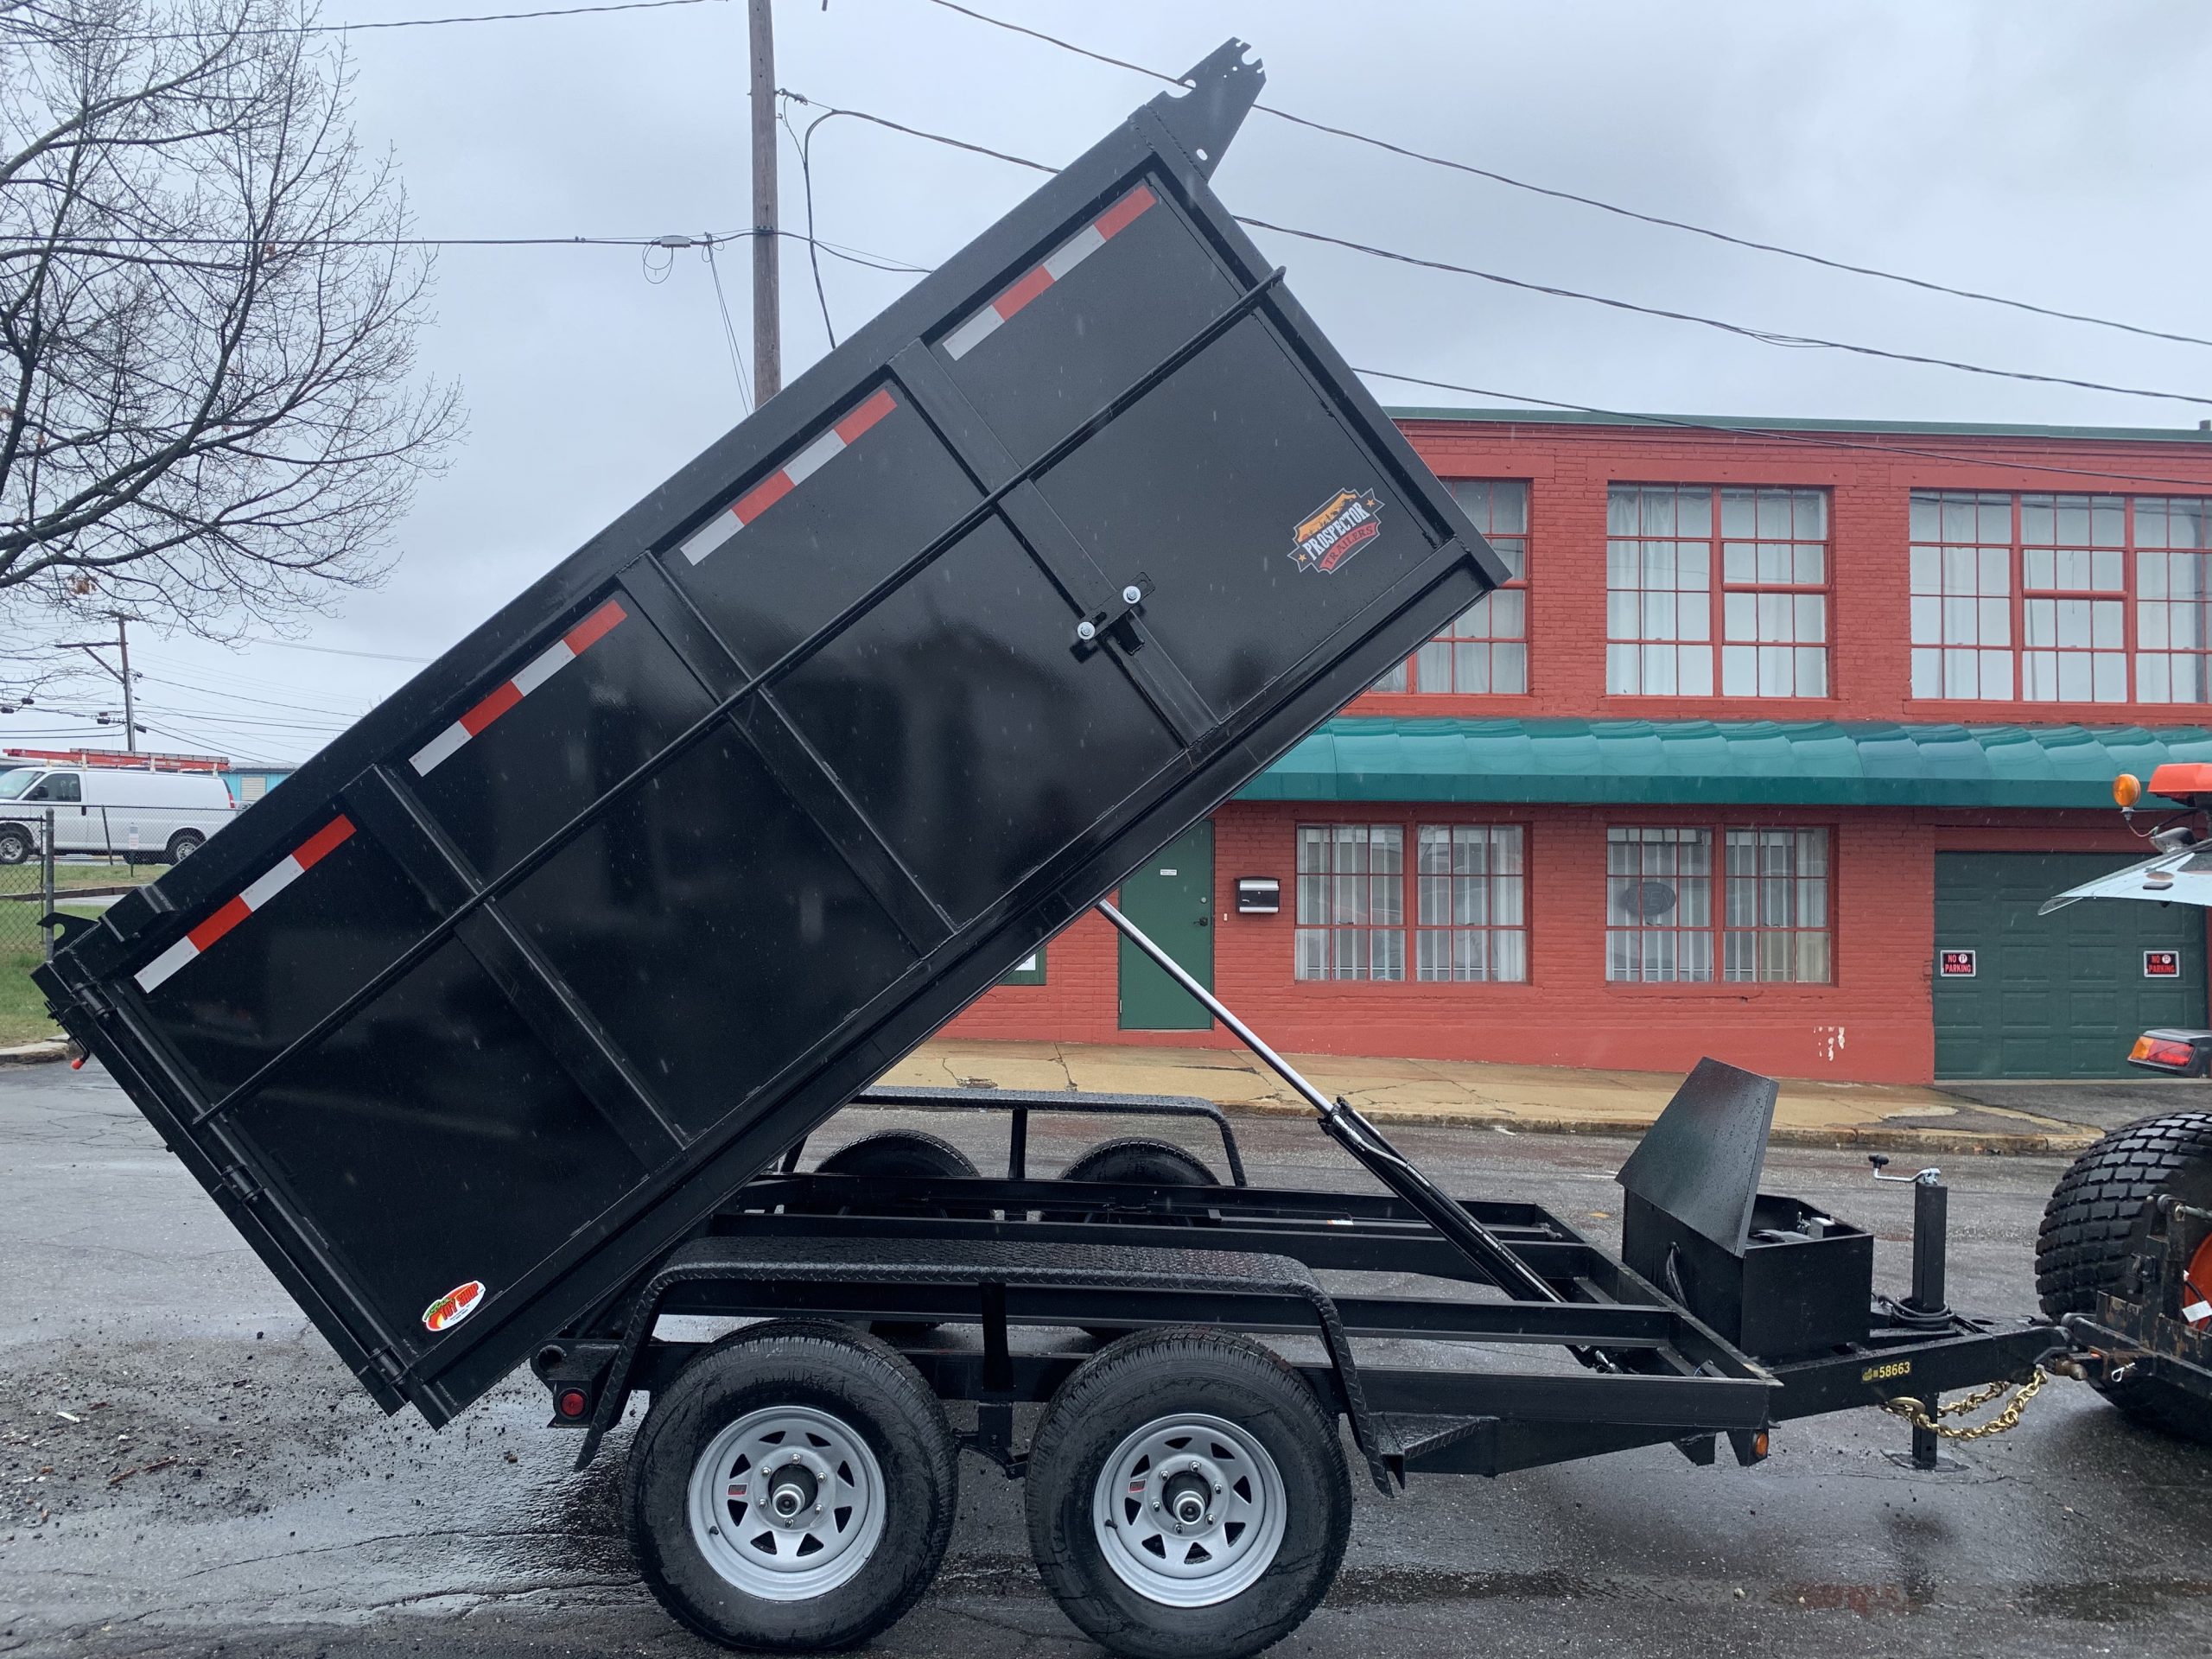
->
2035, 763, 2212, 1440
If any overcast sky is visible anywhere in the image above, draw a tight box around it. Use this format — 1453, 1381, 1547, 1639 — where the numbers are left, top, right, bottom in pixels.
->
8, 0, 2209, 764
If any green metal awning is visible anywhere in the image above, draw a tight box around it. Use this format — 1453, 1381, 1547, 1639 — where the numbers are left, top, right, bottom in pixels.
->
1236, 718, 2212, 809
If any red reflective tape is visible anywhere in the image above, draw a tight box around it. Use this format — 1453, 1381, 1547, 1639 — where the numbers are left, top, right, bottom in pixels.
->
292, 815, 355, 872
833, 387, 897, 446
460, 680, 524, 736
563, 597, 627, 655
187, 896, 253, 953
733, 469, 795, 524
1093, 183, 1155, 240
994, 264, 1055, 321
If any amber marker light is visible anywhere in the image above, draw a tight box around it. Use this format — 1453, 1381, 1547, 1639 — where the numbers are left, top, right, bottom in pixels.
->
2113, 772, 2143, 807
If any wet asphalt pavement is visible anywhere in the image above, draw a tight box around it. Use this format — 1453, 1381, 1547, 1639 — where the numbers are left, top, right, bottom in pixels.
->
3, 1059, 2209, 1658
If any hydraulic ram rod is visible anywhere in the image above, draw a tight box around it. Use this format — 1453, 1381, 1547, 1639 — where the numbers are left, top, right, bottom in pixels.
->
1094, 899, 1567, 1306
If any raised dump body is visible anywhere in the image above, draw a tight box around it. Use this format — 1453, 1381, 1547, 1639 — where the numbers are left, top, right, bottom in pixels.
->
35, 43, 1507, 1426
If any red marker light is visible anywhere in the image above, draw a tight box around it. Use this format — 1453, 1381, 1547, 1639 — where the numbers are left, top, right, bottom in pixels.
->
556, 1388, 588, 1420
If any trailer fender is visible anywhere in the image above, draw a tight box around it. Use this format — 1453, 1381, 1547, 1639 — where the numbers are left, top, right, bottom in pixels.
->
570, 1236, 1397, 1494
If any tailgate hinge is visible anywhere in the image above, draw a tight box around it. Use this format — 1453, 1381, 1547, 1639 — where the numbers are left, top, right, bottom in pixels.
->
220, 1163, 264, 1204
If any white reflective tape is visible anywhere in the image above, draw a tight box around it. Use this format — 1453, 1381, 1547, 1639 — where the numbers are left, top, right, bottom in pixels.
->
511, 639, 574, 696
238, 855, 305, 912
410, 721, 471, 776
135, 937, 200, 994
2185, 1299, 2212, 1325
782, 428, 846, 487
1041, 221, 1104, 281
681, 509, 744, 565
943, 306, 1003, 360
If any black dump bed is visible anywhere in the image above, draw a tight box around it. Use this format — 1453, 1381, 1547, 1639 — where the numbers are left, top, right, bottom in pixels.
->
35, 43, 1507, 1425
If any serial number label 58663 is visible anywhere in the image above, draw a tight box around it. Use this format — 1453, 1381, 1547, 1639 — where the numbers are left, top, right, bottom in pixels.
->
1861, 1360, 1912, 1383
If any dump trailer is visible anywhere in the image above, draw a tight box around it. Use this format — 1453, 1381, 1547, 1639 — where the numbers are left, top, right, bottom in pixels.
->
39, 43, 2069, 1659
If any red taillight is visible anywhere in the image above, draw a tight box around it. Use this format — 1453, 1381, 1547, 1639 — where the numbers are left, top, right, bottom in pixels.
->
2129, 1034, 2197, 1071
556, 1388, 588, 1420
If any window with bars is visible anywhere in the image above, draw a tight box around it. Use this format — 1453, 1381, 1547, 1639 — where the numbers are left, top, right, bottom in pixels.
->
1294, 824, 1405, 980
1723, 829, 1831, 982
1605, 827, 1713, 981
1415, 825, 1527, 981
1605, 826, 1831, 983
1605, 485, 1829, 698
1373, 480, 1529, 694
1910, 490, 2212, 703
1294, 823, 1529, 982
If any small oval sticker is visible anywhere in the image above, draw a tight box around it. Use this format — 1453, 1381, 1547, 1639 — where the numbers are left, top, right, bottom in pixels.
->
423, 1280, 486, 1334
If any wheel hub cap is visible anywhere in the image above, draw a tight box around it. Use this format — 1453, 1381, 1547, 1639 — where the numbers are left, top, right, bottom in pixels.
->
689, 1406, 885, 1601
1091, 1413, 1285, 1607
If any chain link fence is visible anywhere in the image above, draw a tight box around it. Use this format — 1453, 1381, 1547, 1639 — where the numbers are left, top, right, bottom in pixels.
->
0, 810, 58, 960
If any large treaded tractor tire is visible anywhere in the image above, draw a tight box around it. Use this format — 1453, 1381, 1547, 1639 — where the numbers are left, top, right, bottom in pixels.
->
2037, 1109, 2212, 1444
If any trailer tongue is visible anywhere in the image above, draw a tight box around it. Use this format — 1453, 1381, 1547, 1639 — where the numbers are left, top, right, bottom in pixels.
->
36, 41, 2071, 1659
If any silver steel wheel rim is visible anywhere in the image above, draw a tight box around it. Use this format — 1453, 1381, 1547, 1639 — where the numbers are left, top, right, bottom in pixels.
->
1090, 1412, 1286, 1608
688, 1405, 887, 1601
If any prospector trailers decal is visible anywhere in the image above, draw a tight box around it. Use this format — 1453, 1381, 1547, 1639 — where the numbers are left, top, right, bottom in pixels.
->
1292, 487, 1383, 574
422, 1279, 486, 1334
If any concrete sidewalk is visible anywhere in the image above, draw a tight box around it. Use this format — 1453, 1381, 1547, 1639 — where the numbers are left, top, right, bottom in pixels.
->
886, 1038, 2108, 1155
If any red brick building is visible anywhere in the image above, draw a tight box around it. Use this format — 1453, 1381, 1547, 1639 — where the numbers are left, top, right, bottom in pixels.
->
949, 410, 2212, 1084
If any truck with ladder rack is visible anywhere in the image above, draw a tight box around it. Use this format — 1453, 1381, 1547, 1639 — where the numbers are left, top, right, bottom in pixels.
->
35, 42, 2103, 1658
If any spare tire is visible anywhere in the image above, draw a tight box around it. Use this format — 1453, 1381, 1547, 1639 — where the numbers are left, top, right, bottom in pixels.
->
2037, 1109, 2212, 1443
1063, 1137, 1217, 1194
1059, 1138, 1217, 1344
807, 1130, 985, 1342
815, 1130, 981, 1193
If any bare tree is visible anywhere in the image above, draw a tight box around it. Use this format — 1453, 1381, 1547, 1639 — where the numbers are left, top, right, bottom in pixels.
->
0, 0, 459, 690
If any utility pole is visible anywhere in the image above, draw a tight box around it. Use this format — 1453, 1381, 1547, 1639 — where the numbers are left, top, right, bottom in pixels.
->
115, 616, 136, 754
54, 613, 141, 753
749, 0, 781, 407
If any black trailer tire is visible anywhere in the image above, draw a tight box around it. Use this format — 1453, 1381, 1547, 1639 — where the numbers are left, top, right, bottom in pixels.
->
815, 1129, 981, 1187
164, 830, 205, 864
1065, 1137, 1216, 1191
1059, 1139, 1216, 1343
626, 1320, 958, 1652
0, 823, 31, 864
2037, 1110, 2212, 1443
809, 1132, 984, 1340
1025, 1327, 1350, 1659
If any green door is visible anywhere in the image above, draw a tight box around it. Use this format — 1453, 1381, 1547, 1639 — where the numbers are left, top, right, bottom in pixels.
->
1933, 852, 2208, 1079
1117, 820, 1214, 1030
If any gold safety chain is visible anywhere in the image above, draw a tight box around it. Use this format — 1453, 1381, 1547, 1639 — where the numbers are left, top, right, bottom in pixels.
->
1878, 1367, 2049, 1440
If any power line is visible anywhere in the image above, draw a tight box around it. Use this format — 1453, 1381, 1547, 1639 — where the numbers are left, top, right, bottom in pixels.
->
701, 242, 756, 412
912, 0, 2212, 354
238, 639, 431, 664
67, 0, 725, 44
3, 228, 928, 268
796, 95, 2212, 412
785, 103, 842, 348
1357, 367, 2212, 491
1239, 216, 2212, 412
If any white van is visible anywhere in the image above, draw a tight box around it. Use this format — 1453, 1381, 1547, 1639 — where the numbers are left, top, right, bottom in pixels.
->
0, 766, 235, 864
